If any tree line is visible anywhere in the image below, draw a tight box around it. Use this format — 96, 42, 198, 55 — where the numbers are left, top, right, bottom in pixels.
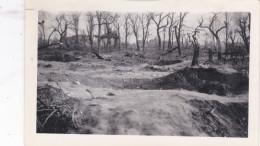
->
38, 11, 250, 66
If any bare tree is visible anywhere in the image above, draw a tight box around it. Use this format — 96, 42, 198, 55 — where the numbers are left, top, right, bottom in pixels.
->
38, 21, 46, 46
184, 35, 189, 49
70, 12, 81, 49
81, 30, 87, 48
37, 12, 58, 49
139, 13, 152, 52
188, 24, 201, 66
225, 13, 229, 57
54, 14, 72, 51
113, 15, 122, 50
102, 12, 118, 52
162, 27, 166, 50
86, 12, 95, 52
227, 30, 237, 59
229, 30, 237, 47
236, 14, 250, 53
123, 14, 131, 50
46, 28, 57, 46
129, 13, 141, 51
248, 13, 251, 32
38, 11, 51, 47
37, 27, 58, 49
167, 13, 177, 50
199, 13, 227, 60
151, 13, 169, 50
174, 12, 188, 56
95, 11, 106, 54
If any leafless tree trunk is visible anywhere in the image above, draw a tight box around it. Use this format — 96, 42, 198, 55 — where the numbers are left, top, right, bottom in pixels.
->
54, 14, 72, 51
227, 30, 237, 59
81, 30, 87, 47
248, 13, 251, 32
199, 13, 227, 60
113, 15, 122, 50
38, 20, 46, 46
123, 14, 131, 50
171, 29, 174, 48
38, 11, 49, 46
95, 11, 106, 54
129, 13, 140, 51
47, 28, 56, 46
139, 13, 152, 52
237, 14, 250, 54
86, 12, 95, 52
151, 13, 169, 50
186, 36, 189, 49
70, 13, 81, 49
225, 13, 228, 58
229, 30, 237, 47
175, 12, 188, 56
102, 12, 118, 52
38, 28, 58, 49
38, 12, 57, 49
163, 27, 166, 50
167, 13, 177, 50
181, 36, 184, 50
204, 35, 213, 62
188, 24, 201, 66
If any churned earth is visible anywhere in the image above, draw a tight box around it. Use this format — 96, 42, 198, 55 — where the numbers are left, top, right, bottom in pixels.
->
37, 50, 248, 137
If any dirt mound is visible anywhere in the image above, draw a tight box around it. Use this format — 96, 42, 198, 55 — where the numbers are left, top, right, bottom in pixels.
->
37, 84, 81, 133
125, 52, 145, 59
39, 52, 81, 62
186, 99, 248, 137
155, 60, 182, 66
106, 51, 147, 66
123, 67, 249, 96
142, 65, 169, 72
153, 67, 248, 96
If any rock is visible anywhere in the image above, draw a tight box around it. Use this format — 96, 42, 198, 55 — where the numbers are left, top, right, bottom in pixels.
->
107, 92, 115, 96
44, 64, 52, 68
73, 81, 80, 85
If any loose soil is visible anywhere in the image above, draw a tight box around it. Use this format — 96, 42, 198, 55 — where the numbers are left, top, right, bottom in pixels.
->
129, 67, 248, 96
37, 49, 249, 136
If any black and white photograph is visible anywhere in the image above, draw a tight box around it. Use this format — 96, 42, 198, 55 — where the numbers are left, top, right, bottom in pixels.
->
36, 10, 250, 137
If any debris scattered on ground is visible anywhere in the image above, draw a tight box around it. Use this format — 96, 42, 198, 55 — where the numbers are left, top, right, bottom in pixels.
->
72, 81, 80, 85
37, 84, 81, 133
186, 99, 248, 137
153, 67, 248, 96
125, 52, 145, 59
43, 64, 52, 68
107, 92, 115, 96
155, 60, 182, 66
123, 67, 248, 96
86, 89, 95, 99
39, 51, 81, 62
37, 48, 249, 136
142, 65, 169, 72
